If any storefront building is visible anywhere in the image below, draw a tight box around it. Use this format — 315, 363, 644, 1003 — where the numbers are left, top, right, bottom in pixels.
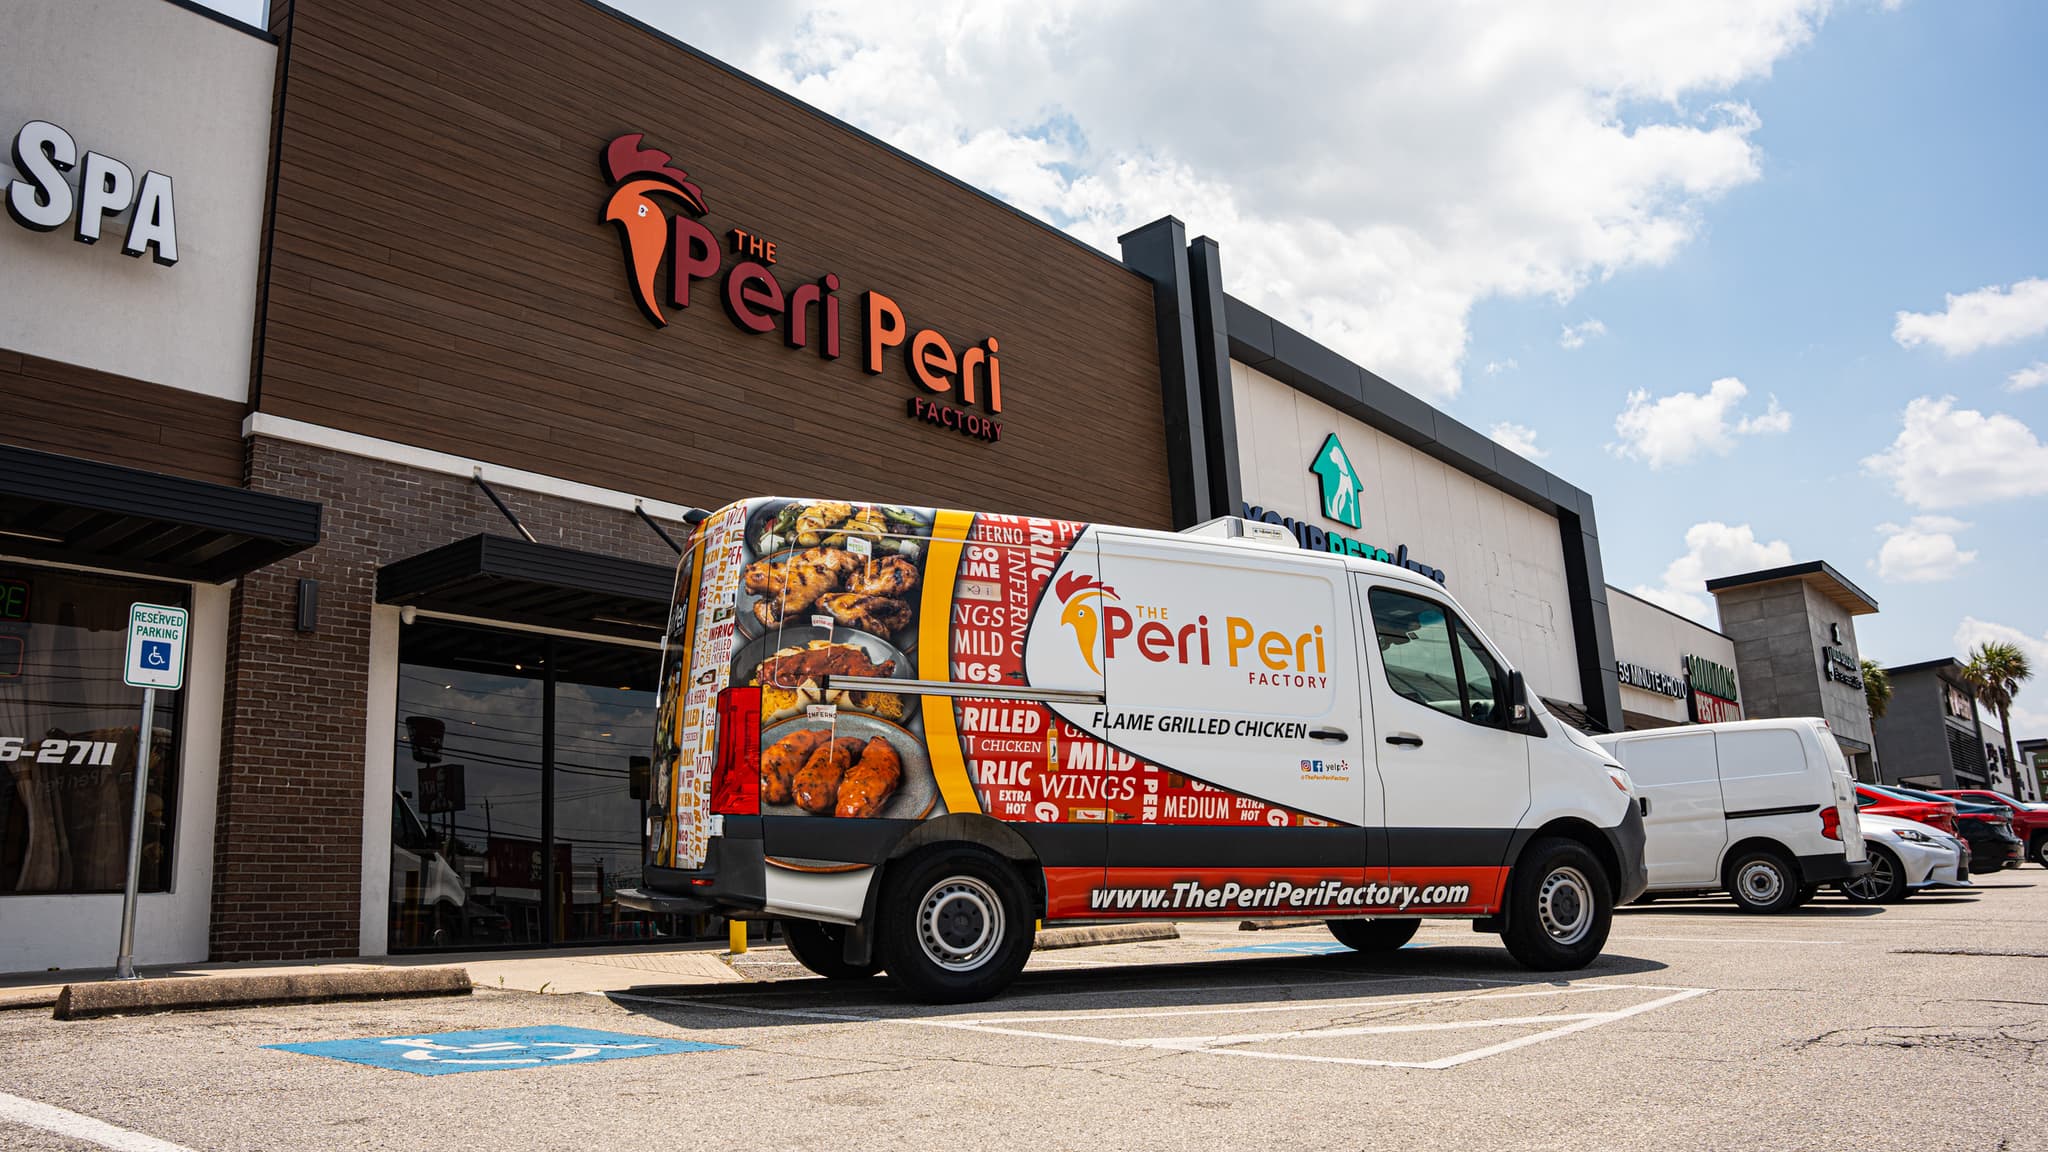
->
1871, 659, 1991, 789
1706, 562, 1878, 779
3, 0, 1620, 973
0, 0, 318, 972
1604, 587, 1742, 731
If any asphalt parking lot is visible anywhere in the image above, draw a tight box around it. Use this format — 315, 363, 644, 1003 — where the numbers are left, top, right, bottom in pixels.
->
3, 876, 2044, 1152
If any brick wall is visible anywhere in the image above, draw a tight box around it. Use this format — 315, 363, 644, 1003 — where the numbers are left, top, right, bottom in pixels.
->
210, 435, 686, 961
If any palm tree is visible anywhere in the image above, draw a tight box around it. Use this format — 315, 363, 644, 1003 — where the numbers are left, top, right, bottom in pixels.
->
1963, 642, 2033, 784
1862, 659, 1891, 720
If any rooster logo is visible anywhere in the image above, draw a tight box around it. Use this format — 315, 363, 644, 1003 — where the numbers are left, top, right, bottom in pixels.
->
1054, 571, 1118, 676
601, 133, 710, 327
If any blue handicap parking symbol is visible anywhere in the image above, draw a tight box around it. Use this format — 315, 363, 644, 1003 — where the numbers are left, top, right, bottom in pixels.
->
265, 1026, 731, 1076
140, 640, 172, 669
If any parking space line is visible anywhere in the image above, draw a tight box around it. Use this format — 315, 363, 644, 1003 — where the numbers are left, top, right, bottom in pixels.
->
1610, 935, 1843, 945
610, 979, 1713, 1070
0, 1090, 199, 1152
953, 982, 1685, 1025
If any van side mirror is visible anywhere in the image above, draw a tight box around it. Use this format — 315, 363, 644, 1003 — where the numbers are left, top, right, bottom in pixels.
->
1508, 671, 1534, 730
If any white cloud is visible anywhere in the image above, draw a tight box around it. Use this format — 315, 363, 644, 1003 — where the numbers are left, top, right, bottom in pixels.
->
1872, 515, 1976, 582
1953, 617, 2048, 742
1489, 422, 1547, 459
1483, 358, 1519, 375
1609, 376, 1791, 468
1893, 278, 2048, 356
1862, 396, 2048, 509
2008, 362, 2048, 392
1635, 521, 1796, 625
1558, 319, 1607, 349
620, 0, 1834, 398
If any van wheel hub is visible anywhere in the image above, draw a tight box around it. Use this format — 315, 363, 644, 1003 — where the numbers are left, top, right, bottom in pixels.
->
1537, 867, 1593, 945
917, 877, 1003, 972
1737, 861, 1785, 903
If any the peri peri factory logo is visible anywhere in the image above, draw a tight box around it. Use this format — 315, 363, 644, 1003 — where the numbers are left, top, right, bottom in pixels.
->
600, 134, 709, 327
1055, 572, 1119, 676
595, 132, 1005, 442
1311, 433, 1364, 529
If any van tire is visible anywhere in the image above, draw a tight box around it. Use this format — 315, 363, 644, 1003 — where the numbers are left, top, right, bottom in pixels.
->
877, 846, 1033, 1004
1326, 917, 1420, 952
1724, 846, 1801, 913
1837, 846, 1908, 904
1500, 837, 1612, 970
780, 918, 882, 980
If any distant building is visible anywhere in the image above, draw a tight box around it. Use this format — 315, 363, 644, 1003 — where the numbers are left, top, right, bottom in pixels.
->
1604, 586, 1744, 732
1870, 659, 1990, 789
2018, 739, 2047, 803
1706, 562, 1879, 780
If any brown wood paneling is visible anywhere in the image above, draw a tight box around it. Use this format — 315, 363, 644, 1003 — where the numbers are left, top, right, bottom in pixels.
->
0, 351, 245, 485
258, 0, 1174, 528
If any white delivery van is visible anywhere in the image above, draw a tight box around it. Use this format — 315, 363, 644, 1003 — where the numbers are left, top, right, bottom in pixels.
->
623, 499, 1646, 1002
1595, 719, 1867, 912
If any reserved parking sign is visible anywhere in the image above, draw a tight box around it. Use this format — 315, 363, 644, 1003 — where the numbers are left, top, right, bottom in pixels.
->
124, 602, 187, 691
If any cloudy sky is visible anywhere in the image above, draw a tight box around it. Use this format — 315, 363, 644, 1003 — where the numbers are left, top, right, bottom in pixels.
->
211, 1, 2048, 736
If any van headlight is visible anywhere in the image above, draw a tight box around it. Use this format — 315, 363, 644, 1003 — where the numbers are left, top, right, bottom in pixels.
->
1605, 766, 1634, 796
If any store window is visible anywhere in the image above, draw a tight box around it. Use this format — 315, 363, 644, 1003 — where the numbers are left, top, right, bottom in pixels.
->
389, 619, 695, 950
0, 565, 185, 895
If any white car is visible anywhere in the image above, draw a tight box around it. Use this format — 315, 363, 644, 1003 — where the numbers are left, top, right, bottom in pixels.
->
1839, 813, 1971, 903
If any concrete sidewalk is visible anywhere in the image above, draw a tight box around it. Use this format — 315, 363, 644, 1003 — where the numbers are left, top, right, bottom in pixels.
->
0, 940, 744, 1012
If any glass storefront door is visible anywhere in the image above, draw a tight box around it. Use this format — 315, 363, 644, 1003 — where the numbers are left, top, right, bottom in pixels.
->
389, 618, 686, 950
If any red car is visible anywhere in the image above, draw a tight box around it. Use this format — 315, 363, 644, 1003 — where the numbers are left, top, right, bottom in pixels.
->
1854, 784, 1959, 836
1937, 789, 2048, 866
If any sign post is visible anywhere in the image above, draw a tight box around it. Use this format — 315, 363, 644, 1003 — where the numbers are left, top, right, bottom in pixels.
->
115, 602, 187, 980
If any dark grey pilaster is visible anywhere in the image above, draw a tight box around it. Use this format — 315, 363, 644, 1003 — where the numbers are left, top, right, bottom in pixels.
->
1118, 217, 1211, 527
1184, 235, 1241, 517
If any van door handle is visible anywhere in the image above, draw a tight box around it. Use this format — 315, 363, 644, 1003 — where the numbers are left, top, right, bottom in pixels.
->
1384, 733, 1424, 748
1308, 727, 1348, 742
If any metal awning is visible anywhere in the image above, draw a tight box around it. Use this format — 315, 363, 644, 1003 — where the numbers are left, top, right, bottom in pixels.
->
0, 444, 322, 582
376, 534, 677, 639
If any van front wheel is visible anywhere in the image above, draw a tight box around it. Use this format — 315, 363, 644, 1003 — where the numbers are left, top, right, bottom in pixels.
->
878, 846, 1034, 1004
1327, 917, 1420, 952
1501, 838, 1612, 970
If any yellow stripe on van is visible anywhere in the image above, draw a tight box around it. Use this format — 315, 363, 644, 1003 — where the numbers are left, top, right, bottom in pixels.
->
919, 508, 982, 816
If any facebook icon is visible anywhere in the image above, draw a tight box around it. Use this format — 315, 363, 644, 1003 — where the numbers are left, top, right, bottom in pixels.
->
140, 640, 171, 670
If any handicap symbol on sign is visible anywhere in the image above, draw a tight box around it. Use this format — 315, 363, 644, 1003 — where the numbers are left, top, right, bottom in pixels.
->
141, 640, 171, 669
266, 1026, 732, 1076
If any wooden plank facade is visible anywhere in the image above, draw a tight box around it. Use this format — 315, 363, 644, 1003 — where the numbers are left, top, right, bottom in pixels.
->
256, 0, 1176, 527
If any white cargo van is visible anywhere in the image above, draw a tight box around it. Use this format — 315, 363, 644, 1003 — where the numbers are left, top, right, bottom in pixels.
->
623, 498, 1646, 1002
1595, 719, 1867, 912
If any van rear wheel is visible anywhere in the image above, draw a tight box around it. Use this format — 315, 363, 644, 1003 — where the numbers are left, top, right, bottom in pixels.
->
1725, 847, 1801, 913
781, 918, 882, 980
1500, 837, 1612, 970
877, 846, 1034, 1004
1326, 917, 1420, 952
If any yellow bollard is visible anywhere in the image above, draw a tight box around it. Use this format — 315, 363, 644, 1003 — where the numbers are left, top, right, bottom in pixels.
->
728, 918, 747, 955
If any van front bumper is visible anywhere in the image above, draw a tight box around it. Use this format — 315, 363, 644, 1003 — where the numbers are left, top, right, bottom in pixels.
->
620, 817, 768, 916
1604, 802, 1650, 904
1795, 852, 1871, 884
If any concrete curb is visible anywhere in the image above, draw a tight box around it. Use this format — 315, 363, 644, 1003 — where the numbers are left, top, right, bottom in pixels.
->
53, 967, 472, 1020
1238, 919, 1320, 931
1033, 923, 1179, 951
0, 988, 60, 1012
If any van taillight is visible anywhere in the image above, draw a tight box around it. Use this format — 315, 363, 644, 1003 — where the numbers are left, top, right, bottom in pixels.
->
709, 687, 762, 816
1820, 807, 1841, 841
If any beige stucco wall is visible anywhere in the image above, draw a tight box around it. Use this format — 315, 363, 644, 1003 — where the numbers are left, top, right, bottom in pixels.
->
1607, 585, 1740, 726
1230, 359, 1583, 706
1, 0, 274, 401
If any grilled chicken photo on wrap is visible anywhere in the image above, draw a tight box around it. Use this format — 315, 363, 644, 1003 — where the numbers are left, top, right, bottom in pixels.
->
793, 736, 865, 814
834, 736, 903, 819
760, 728, 828, 805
